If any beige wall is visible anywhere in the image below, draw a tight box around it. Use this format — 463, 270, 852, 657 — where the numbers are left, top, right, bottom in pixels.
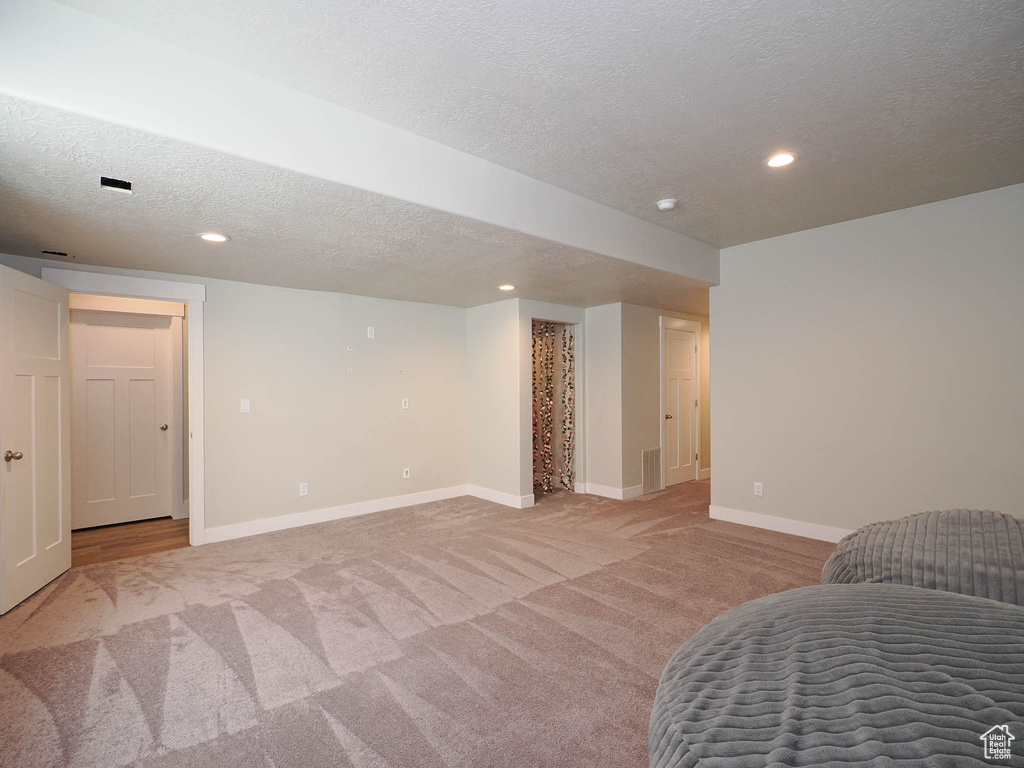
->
584, 304, 623, 490
0, 254, 468, 530
712, 183, 1024, 530
620, 304, 710, 489
467, 299, 523, 498
203, 281, 467, 527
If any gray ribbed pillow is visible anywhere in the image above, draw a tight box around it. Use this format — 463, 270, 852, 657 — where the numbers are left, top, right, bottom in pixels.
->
650, 584, 1024, 768
822, 509, 1024, 606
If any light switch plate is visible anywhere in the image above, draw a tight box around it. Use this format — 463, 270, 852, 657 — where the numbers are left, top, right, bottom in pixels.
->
401, 398, 409, 410
299, 482, 309, 497
753, 482, 763, 497
367, 326, 375, 339
240, 398, 251, 414
402, 468, 411, 479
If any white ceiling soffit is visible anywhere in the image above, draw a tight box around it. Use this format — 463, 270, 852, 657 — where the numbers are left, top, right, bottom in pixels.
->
0, 0, 719, 291
0, 96, 710, 313
39, 0, 1024, 248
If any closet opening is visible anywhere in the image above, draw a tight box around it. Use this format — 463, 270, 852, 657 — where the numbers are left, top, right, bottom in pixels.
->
532, 320, 576, 499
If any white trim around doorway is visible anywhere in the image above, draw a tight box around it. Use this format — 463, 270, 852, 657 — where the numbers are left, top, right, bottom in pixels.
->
42, 268, 208, 545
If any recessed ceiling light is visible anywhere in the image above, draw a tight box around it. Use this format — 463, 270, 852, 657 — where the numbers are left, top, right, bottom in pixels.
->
498, 284, 516, 291
656, 198, 677, 212
767, 152, 795, 168
198, 232, 230, 242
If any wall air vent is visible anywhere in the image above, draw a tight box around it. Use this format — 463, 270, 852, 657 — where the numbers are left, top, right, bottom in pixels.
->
100, 176, 133, 193
41, 250, 74, 258
642, 447, 663, 494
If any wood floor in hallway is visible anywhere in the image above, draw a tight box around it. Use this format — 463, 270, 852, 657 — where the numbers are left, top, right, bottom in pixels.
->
71, 516, 190, 567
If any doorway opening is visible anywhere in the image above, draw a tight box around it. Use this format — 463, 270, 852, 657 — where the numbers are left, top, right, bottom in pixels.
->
41, 266, 207, 549
68, 294, 190, 565
532, 320, 576, 498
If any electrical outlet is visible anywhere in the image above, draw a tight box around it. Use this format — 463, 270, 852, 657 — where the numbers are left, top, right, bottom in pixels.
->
402, 468, 411, 479
753, 482, 763, 497
367, 326, 375, 339
299, 482, 309, 497
240, 398, 251, 414
401, 398, 409, 410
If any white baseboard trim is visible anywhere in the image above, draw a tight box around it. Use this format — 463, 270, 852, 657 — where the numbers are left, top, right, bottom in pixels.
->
585, 483, 643, 500
698, 467, 711, 481
466, 485, 534, 509
574, 483, 588, 494
708, 505, 852, 543
205, 486, 470, 544
584, 483, 621, 499
622, 484, 643, 500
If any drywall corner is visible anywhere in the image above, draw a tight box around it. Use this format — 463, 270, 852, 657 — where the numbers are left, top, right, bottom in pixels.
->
584, 303, 623, 490
467, 299, 522, 498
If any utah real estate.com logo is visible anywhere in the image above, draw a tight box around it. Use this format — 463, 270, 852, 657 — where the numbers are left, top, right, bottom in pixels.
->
981, 725, 1015, 761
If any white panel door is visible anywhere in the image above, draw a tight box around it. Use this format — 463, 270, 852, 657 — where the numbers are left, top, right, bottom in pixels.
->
0, 267, 71, 614
663, 327, 697, 486
71, 310, 173, 528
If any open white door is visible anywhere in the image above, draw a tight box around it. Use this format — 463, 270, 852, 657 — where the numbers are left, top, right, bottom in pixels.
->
0, 266, 71, 614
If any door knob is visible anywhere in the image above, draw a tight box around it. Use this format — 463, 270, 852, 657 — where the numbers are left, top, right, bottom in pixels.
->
665, 414, 673, 420
4, 450, 24, 462
160, 424, 169, 431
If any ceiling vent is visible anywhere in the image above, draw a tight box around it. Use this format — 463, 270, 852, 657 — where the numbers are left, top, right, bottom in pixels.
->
100, 176, 133, 193
41, 250, 74, 258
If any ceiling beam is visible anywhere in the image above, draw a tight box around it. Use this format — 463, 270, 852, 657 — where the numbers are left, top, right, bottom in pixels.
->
0, 0, 719, 286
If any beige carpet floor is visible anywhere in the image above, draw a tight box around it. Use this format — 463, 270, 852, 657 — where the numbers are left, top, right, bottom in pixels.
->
0, 481, 834, 768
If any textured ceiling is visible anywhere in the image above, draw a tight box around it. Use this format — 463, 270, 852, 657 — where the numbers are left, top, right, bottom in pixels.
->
0, 96, 708, 312
56, 0, 1024, 247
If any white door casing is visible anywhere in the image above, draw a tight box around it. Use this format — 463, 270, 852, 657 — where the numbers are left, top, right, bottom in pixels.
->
661, 320, 700, 486
0, 266, 71, 614
71, 309, 175, 529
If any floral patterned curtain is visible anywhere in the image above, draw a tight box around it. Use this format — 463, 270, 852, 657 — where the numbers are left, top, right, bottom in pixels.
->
559, 326, 575, 490
533, 322, 575, 495
532, 322, 556, 495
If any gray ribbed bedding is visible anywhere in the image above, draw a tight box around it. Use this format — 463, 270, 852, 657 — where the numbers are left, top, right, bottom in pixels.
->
649, 584, 1024, 767
822, 509, 1024, 605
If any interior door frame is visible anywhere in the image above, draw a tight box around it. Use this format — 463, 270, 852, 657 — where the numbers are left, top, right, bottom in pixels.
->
528, 318, 584, 496
42, 268, 207, 545
659, 315, 701, 486
516, 302, 586, 505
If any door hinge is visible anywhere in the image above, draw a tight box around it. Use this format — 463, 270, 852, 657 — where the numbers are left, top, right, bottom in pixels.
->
695, 398, 698, 408
695, 453, 699, 461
